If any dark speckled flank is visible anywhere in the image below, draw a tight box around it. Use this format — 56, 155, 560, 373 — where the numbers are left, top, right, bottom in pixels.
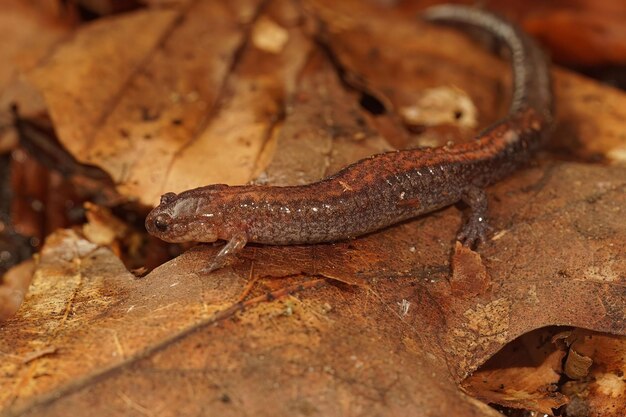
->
146, 5, 553, 252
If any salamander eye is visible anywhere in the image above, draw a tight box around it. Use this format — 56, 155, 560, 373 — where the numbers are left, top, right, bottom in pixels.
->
160, 192, 177, 205
154, 215, 169, 232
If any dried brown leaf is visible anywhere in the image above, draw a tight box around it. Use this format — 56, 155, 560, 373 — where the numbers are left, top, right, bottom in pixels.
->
1, 157, 624, 416
2, 1, 625, 417
27, 0, 310, 206
0, 0, 74, 151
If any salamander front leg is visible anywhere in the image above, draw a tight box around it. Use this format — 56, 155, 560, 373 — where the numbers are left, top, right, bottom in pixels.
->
457, 186, 490, 248
202, 233, 248, 273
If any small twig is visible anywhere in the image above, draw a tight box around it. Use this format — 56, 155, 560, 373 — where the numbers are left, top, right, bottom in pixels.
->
235, 278, 326, 312
236, 263, 259, 303
21, 347, 58, 364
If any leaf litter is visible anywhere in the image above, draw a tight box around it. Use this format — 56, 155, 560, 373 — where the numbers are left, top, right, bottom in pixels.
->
1, 0, 625, 416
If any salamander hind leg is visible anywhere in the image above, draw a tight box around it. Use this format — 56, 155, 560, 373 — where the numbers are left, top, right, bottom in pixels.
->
202, 233, 248, 273
457, 186, 490, 248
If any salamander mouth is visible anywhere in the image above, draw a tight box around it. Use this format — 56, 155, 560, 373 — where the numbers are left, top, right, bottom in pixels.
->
145, 212, 218, 243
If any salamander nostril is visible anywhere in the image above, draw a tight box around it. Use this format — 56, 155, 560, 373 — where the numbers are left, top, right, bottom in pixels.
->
154, 216, 169, 232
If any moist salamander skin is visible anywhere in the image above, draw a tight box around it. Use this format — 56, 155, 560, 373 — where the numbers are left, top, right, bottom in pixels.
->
145, 5, 554, 271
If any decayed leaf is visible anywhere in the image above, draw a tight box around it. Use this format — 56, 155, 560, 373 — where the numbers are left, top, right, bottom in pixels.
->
82, 202, 128, 248
462, 329, 568, 414
2, 0, 626, 416
564, 347, 593, 380
561, 330, 626, 417
0, 260, 34, 321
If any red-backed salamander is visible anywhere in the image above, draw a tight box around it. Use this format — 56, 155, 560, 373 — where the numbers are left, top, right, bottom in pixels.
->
146, 5, 554, 272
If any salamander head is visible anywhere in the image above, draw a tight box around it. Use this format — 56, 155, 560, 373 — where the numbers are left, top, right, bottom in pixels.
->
146, 188, 225, 243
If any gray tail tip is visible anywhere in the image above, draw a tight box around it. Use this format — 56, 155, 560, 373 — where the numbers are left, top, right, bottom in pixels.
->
422, 4, 488, 22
